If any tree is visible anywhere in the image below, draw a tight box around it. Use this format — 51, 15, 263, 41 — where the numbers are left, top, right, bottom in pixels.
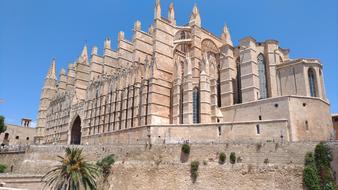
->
43, 147, 100, 190
96, 154, 115, 182
303, 165, 321, 190
0, 115, 7, 134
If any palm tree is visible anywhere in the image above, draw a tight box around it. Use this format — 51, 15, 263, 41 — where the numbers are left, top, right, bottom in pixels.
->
43, 147, 100, 190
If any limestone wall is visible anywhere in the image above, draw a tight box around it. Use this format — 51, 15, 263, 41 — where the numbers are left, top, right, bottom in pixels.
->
221, 96, 333, 142
0, 124, 36, 145
0, 142, 316, 175
109, 162, 304, 190
0, 142, 326, 190
80, 120, 288, 146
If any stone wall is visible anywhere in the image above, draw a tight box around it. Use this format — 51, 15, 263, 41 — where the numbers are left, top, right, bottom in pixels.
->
109, 162, 304, 190
80, 120, 288, 146
221, 96, 333, 142
0, 142, 330, 190
0, 124, 36, 145
0, 142, 316, 175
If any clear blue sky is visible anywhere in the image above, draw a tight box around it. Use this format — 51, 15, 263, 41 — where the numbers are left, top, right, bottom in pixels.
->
0, 0, 337, 126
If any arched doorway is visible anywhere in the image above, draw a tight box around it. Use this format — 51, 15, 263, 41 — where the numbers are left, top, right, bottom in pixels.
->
70, 116, 81, 145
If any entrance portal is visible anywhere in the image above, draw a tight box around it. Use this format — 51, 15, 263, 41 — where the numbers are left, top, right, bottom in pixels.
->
70, 116, 81, 145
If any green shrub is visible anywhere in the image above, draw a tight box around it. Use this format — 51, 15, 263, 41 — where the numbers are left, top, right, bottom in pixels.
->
96, 154, 115, 181
305, 152, 315, 167
230, 152, 236, 164
0, 164, 6, 173
181, 143, 190, 154
219, 152, 226, 164
323, 182, 337, 190
314, 143, 335, 188
263, 158, 269, 164
315, 143, 332, 170
203, 160, 207, 165
190, 160, 200, 183
303, 143, 337, 190
303, 165, 321, 190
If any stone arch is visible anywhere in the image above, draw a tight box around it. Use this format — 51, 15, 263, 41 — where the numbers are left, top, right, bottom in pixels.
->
174, 29, 192, 41
201, 39, 220, 54
70, 115, 82, 145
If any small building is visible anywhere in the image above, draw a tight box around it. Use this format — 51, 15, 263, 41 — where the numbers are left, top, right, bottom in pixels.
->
0, 118, 36, 146
333, 114, 338, 140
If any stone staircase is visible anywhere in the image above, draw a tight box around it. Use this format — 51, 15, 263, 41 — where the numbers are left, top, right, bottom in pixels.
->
0, 175, 44, 190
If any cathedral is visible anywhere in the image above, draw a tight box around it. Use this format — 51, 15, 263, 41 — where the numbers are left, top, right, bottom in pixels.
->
35, 0, 334, 145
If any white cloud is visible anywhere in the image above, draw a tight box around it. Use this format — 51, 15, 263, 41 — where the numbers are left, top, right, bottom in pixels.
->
30, 121, 37, 128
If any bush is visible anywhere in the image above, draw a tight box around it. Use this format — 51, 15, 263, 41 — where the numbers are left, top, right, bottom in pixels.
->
314, 143, 335, 188
181, 143, 190, 154
303, 165, 321, 190
0, 164, 6, 173
190, 160, 200, 183
96, 154, 115, 181
305, 152, 315, 167
303, 143, 337, 190
323, 182, 337, 190
230, 152, 236, 164
219, 152, 226, 164
263, 158, 269, 164
315, 143, 332, 170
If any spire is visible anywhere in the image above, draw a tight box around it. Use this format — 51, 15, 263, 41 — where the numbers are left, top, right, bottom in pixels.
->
118, 31, 125, 42
154, 0, 161, 19
91, 46, 98, 55
189, 4, 201, 27
60, 68, 66, 75
148, 25, 154, 35
134, 20, 141, 31
78, 44, 88, 64
47, 58, 57, 79
221, 23, 233, 46
168, 2, 176, 25
104, 37, 111, 49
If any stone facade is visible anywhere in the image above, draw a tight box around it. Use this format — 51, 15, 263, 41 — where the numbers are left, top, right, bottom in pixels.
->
36, 0, 334, 145
333, 114, 338, 140
0, 143, 320, 190
0, 119, 36, 146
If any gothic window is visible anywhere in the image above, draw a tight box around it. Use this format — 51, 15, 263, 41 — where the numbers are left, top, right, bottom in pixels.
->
217, 63, 221, 107
308, 68, 317, 97
192, 87, 200, 124
235, 58, 242, 104
179, 61, 184, 124
258, 54, 268, 99
179, 84, 184, 124
180, 31, 186, 39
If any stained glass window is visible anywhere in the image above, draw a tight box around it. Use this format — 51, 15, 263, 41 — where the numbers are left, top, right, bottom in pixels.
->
308, 68, 317, 97
193, 87, 200, 124
236, 58, 242, 103
258, 54, 268, 99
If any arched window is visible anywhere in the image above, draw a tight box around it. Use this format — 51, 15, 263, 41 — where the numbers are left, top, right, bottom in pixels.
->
308, 68, 317, 97
258, 54, 268, 99
235, 58, 242, 104
179, 61, 184, 124
192, 87, 200, 124
180, 31, 186, 39
217, 63, 221, 107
